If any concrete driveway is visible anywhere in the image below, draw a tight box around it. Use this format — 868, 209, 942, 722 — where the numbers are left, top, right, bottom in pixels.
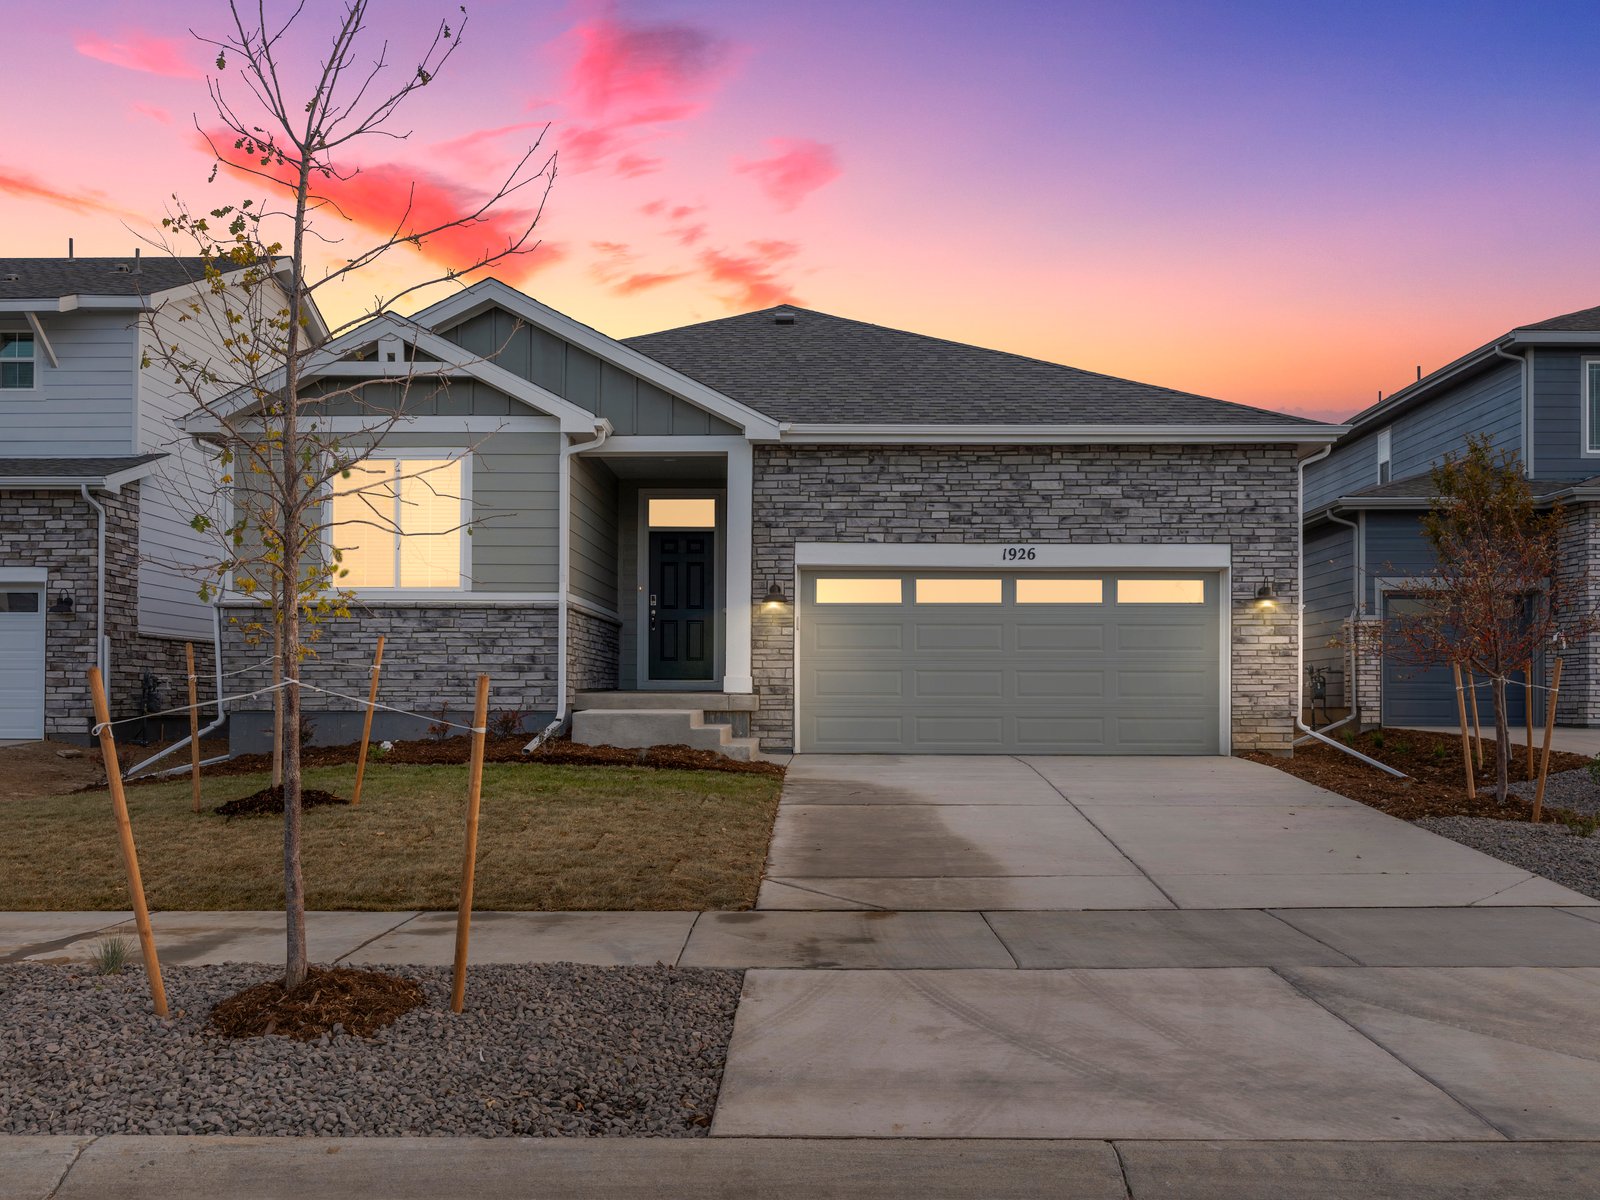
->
758, 754, 1596, 910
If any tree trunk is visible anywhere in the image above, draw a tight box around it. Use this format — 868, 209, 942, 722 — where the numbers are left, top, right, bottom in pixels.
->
1492, 673, 1511, 804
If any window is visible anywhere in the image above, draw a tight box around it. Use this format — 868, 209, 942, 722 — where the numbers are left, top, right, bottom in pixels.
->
330, 456, 465, 589
915, 577, 1002, 604
648, 497, 717, 528
1587, 361, 1600, 454
1117, 578, 1205, 604
814, 577, 903, 604
1376, 428, 1392, 483
0, 333, 34, 389
1016, 578, 1103, 604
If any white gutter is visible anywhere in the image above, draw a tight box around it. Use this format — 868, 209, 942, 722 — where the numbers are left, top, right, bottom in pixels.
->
1295, 447, 1406, 777
78, 485, 108, 686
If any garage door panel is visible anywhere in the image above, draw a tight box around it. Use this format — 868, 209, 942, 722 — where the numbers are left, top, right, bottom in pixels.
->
1116, 715, 1218, 752
1015, 624, 1104, 652
812, 669, 903, 699
812, 714, 905, 746
814, 622, 904, 652
914, 669, 1005, 699
1112, 622, 1211, 652
1120, 666, 1211, 700
1014, 669, 1106, 699
915, 623, 1004, 651
1014, 716, 1108, 747
914, 715, 1005, 746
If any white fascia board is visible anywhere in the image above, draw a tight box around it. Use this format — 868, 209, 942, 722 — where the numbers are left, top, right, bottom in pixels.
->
0, 566, 48, 584
24, 312, 57, 367
772, 423, 1348, 445
794, 542, 1233, 569
0, 297, 147, 313
0, 459, 161, 491
409, 279, 782, 439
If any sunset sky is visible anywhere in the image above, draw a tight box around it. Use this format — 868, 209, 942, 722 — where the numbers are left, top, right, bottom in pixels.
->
6, 0, 1600, 422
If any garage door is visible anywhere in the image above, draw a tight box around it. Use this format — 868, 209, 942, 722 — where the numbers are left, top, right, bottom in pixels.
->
798, 571, 1222, 754
0, 587, 45, 740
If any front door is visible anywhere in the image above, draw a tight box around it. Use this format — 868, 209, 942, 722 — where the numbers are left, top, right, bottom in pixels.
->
648, 530, 716, 681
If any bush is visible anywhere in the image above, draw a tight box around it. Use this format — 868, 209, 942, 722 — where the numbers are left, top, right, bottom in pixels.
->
490, 709, 528, 739
91, 935, 132, 975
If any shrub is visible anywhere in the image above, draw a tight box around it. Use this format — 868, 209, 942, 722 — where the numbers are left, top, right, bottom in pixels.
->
91, 935, 132, 975
1370, 731, 1386, 750
1431, 744, 1449, 763
490, 709, 527, 739
1390, 739, 1411, 756
426, 707, 453, 742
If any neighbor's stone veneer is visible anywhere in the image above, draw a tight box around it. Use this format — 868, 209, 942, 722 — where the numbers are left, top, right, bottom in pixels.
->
0, 486, 213, 738
1553, 500, 1600, 726
750, 443, 1303, 754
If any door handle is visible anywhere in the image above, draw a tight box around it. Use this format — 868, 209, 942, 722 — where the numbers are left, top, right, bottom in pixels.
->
649, 593, 658, 632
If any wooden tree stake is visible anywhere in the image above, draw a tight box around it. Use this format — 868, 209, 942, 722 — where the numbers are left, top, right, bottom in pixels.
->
1526, 659, 1536, 782
271, 656, 284, 789
1533, 656, 1564, 824
351, 634, 386, 808
185, 642, 202, 813
1452, 662, 1476, 800
1466, 669, 1484, 768
88, 667, 168, 1018
451, 674, 491, 1015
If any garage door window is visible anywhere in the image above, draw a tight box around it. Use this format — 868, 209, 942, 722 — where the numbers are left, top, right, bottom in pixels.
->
0, 591, 40, 612
915, 578, 1002, 604
1117, 579, 1205, 604
1016, 578, 1103, 604
815, 578, 903, 604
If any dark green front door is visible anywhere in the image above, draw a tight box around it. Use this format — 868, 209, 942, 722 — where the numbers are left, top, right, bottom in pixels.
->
648, 530, 716, 680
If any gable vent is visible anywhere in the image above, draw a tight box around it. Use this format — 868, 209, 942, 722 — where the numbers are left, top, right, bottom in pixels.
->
773, 309, 796, 325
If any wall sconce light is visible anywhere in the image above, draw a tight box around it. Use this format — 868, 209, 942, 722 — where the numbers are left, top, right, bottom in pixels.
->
1254, 581, 1279, 610
762, 581, 789, 611
49, 589, 74, 614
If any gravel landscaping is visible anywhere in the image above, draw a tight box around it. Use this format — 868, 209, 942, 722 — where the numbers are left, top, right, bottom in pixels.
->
1507, 768, 1600, 819
0, 962, 741, 1137
1414, 815, 1600, 901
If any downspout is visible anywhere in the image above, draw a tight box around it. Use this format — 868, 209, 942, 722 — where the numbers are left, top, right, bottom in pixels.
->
124, 600, 231, 781
524, 421, 611, 753
1295, 447, 1406, 777
79, 485, 108, 685
1294, 506, 1361, 743
1493, 339, 1532, 476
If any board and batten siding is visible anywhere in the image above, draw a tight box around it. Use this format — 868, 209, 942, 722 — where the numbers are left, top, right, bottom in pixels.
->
0, 311, 137, 455
1303, 520, 1356, 706
569, 454, 618, 611
440, 306, 741, 436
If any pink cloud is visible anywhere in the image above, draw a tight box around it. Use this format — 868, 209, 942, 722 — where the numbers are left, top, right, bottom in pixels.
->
74, 30, 201, 79
614, 153, 663, 178
130, 102, 172, 125
673, 222, 707, 247
430, 121, 549, 170
735, 138, 841, 211
0, 168, 132, 218
699, 241, 801, 308
615, 271, 688, 295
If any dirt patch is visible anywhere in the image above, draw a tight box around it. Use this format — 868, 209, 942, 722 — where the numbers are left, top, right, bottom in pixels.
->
212, 786, 350, 818
1246, 727, 1593, 823
0, 741, 104, 801
209, 966, 424, 1040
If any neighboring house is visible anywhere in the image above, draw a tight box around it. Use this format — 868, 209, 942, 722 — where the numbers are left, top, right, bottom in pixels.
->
1303, 303, 1600, 730
202, 278, 1339, 758
0, 257, 323, 742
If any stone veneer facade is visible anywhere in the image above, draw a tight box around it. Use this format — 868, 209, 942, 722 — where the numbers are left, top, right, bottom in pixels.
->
568, 606, 621, 694
221, 601, 558, 750
1, 485, 213, 740
749, 443, 1304, 754
1553, 500, 1600, 726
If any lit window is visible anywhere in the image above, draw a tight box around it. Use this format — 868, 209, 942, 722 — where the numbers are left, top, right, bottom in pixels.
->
1117, 578, 1205, 604
331, 457, 464, 589
1016, 578, 1103, 604
1376, 428, 1392, 484
648, 497, 717, 528
0, 333, 35, 389
915, 578, 1002, 604
815, 577, 903, 604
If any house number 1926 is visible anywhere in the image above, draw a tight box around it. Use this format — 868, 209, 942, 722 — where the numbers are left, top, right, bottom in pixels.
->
1001, 546, 1037, 561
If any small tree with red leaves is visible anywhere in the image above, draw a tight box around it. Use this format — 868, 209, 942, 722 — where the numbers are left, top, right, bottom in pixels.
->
1384, 435, 1587, 805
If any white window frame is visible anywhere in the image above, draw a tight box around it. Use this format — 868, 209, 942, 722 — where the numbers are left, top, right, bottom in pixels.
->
1583, 358, 1600, 457
1376, 428, 1392, 483
0, 330, 37, 392
324, 448, 472, 592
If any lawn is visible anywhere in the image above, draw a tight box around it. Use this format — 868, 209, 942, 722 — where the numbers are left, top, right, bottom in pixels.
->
0, 763, 783, 912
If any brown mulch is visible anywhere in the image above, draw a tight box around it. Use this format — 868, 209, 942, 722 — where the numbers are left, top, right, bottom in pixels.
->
1245, 727, 1592, 823
209, 966, 425, 1040
212, 785, 351, 818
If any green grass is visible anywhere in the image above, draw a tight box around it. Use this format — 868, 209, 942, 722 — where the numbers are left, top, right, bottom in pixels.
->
0, 763, 783, 912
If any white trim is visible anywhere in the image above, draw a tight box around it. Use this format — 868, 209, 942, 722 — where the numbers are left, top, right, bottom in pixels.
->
1524, 347, 1536, 476
408, 279, 783, 439
723, 441, 754, 694
0, 459, 161, 491
573, 435, 748, 456
772, 423, 1347, 446
0, 296, 150, 313
23, 312, 56, 368
794, 542, 1233, 570
635, 486, 727, 689
219, 590, 558, 607
567, 593, 622, 625
0, 327, 38, 394
302, 416, 561, 434
0, 566, 47, 584
1582, 356, 1600, 458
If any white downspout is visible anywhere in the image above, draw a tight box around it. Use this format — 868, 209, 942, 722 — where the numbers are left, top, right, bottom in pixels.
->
123, 600, 231, 780
1296, 447, 1406, 777
1294, 507, 1361, 743
525, 421, 611, 753
79, 485, 108, 686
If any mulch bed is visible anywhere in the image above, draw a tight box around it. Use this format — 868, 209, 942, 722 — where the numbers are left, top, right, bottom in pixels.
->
1246, 727, 1593, 823
212, 785, 351, 818
209, 966, 425, 1040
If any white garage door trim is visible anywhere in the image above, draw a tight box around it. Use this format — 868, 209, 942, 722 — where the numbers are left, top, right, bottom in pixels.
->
791, 543, 1233, 755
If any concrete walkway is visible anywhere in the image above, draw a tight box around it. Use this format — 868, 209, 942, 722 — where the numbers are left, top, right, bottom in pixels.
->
1402, 723, 1600, 757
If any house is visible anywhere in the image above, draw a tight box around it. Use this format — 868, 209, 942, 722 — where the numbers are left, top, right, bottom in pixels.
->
0, 256, 323, 742
201, 278, 1342, 758
1303, 303, 1600, 730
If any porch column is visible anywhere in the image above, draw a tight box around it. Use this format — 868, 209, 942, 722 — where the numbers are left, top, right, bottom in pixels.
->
723, 441, 754, 693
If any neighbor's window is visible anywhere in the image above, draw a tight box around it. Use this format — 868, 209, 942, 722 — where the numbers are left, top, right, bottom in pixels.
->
1117, 578, 1206, 604
1376, 428, 1392, 483
1016, 578, 1103, 604
915, 578, 1002, 604
814, 577, 903, 604
330, 457, 465, 589
648, 497, 717, 528
0, 332, 34, 389
1588, 362, 1600, 453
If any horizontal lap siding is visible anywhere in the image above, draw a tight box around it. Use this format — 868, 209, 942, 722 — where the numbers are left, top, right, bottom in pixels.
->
569, 454, 618, 610
0, 311, 135, 455
1531, 348, 1600, 479
1303, 522, 1355, 707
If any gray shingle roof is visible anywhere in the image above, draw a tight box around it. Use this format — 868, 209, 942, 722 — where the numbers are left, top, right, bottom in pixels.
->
0, 258, 217, 301
1517, 304, 1600, 333
1338, 473, 1600, 503
624, 306, 1325, 427
0, 454, 165, 482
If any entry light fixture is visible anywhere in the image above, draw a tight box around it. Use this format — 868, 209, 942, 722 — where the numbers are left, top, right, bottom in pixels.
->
1254, 581, 1279, 610
762, 581, 789, 610
48, 590, 74, 614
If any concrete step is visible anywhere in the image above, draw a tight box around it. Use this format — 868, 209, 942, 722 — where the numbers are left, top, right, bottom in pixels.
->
573, 690, 759, 713
570, 708, 734, 756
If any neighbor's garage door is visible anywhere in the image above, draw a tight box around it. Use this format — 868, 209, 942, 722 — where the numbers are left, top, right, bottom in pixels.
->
0, 587, 45, 740
798, 571, 1222, 754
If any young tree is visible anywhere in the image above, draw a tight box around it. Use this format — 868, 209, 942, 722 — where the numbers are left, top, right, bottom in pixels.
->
1384, 435, 1584, 804
142, 1, 554, 990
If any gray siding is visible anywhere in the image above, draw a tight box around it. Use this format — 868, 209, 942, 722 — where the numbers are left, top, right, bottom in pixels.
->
1303, 520, 1356, 707
1531, 347, 1600, 479
1363, 510, 1437, 608
442, 306, 741, 436
0, 311, 136, 455
569, 454, 618, 609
